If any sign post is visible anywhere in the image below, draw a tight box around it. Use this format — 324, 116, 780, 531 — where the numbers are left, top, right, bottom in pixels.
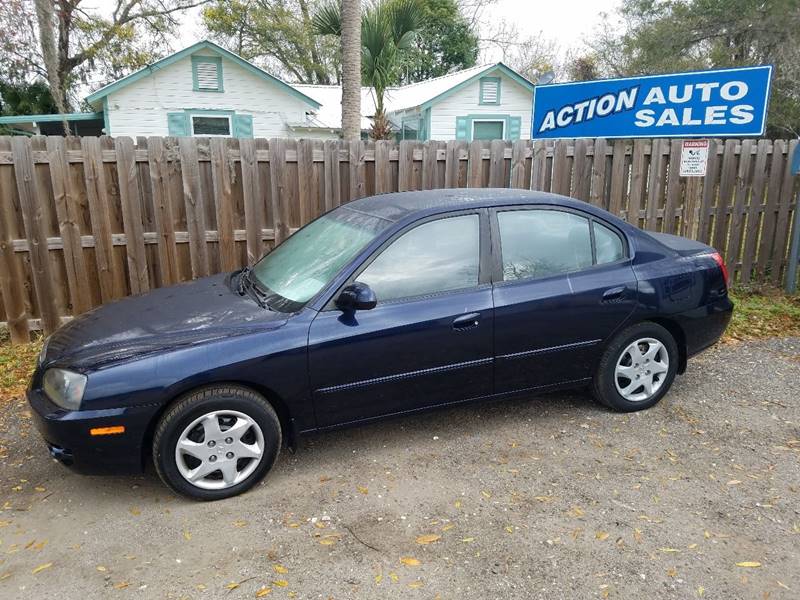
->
531, 66, 772, 140
786, 143, 800, 294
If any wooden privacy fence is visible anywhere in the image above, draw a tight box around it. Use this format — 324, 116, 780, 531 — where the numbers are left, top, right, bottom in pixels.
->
0, 135, 798, 343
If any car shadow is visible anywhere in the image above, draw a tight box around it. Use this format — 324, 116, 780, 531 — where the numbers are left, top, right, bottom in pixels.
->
54, 388, 600, 502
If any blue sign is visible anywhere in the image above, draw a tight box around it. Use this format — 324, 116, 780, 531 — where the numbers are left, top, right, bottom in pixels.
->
532, 66, 772, 139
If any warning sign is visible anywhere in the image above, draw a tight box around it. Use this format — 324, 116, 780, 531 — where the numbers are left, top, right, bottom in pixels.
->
679, 140, 710, 177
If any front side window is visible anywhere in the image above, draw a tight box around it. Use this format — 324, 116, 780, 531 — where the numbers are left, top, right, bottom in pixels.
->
191, 115, 230, 136
252, 207, 390, 311
356, 214, 480, 302
497, 210, 593, 281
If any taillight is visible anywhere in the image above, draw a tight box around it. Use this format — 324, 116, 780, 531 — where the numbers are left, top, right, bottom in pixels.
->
710, 252, 729, 288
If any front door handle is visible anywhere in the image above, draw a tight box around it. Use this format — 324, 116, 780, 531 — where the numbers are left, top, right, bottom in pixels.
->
452, 312, 481, 331
601, 286, 627, 302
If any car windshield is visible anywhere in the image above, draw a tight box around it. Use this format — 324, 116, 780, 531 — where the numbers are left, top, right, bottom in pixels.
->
250, 207, 390, 312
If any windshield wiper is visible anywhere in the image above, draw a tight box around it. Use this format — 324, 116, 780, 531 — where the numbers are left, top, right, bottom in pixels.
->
237, 266, 269, 309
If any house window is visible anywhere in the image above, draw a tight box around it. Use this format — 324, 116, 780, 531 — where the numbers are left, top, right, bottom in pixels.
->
401, 117, 421, 140
479, 77, 501, 105
191, 115, 231, 136
192, 56, 223, 92
472, 120, 505, 140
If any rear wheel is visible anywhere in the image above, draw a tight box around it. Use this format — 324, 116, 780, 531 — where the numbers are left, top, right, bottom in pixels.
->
153, 386, 281, 500
593, 322, 678, 412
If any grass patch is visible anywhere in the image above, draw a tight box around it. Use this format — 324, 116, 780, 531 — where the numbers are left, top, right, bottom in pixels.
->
727, 288, 800, 340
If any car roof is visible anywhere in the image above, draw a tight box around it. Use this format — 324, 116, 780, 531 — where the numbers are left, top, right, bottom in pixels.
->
344, 188, 627, 226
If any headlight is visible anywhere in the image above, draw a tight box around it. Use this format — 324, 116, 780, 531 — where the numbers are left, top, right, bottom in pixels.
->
42, 369, 87, 411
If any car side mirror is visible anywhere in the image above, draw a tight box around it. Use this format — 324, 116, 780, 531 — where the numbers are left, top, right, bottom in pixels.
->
336, 282, 377, 312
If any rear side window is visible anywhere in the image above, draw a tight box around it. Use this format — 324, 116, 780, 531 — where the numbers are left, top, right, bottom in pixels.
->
594, 221, 625, 264
497, 210, 593, 281
356, 214, 480, 301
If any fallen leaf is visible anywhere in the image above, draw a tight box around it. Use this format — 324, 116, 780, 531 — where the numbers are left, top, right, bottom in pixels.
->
727, 480, 743, 486
408, 580, 423, 589
96, 565, 107, 572
273, 565, 288, 574
32, 562, 53, 574
388, 572, 399, 583
374, 574, 382, 584
569, 506, 585, 518
226, 582, 240, 590
233, 520, 248, 527
256, 587, 272, 597
595, 531, 609, 541
736, 561, 762, 568
400, 556, 420, 566
454, 500, 462, 509
441, 524, 455, 532
481, 490, 492, 499
505, 526, 514, 534
183, 531, 192, 541
633, 528, 643, 543
129, 507, 141, 516
34, 487, 46, 492
660, 548, 681, 553
667, 568, 678, 577
357, 486, 368, 495
272, 579, 288, 587
461, 537, 474, 543
114, 582, 129, 590
319, 535, 338, 546
415, 534, 441, 545
697, 586, 705, 597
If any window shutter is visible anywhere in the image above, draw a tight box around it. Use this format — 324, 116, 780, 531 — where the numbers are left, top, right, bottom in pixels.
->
508, 116, 521, 140
232, 114, 254, 138
167, 112, 189, 136
196, 61, 220, 90
455, 116, 468, 140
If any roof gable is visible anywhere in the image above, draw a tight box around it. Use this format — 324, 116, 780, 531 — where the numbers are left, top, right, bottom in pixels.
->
417, 63, 534, 111
85, 40, 321, 109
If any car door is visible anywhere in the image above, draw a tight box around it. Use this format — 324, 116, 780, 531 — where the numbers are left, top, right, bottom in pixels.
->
491, 207, 637, 393
308, 210, 494, 428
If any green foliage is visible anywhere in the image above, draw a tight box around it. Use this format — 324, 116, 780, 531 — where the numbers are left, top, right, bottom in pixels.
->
396, 0, 478, 84
591, 0, 800, 137
203, 0, 340, 84
314, 0, 425, 138
0, 80, 57, 115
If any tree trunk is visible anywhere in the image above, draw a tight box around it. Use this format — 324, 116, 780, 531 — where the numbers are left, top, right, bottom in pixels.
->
340, 0, 362, 140
34, 0, 71, 134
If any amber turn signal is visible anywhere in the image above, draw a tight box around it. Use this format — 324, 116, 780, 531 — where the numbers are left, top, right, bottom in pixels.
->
89, 425, 126, 436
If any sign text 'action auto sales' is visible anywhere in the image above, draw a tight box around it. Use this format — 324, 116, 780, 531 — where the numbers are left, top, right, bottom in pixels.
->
531, 66, 772, 139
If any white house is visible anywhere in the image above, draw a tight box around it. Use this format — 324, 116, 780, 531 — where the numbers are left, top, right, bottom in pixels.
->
0, 40, 535, 142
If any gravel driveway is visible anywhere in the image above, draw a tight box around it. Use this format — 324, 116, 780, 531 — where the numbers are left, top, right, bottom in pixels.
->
1, 338, 799, 599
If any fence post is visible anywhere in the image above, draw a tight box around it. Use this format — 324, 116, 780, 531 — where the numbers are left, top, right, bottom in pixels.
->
786, 142, 800, 293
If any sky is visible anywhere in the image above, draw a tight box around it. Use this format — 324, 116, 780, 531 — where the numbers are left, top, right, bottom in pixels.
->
481, 0, 622, 60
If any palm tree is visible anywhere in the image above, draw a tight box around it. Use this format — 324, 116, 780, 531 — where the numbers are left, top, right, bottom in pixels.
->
340, 0, 362, 140
314, 0, 423, 140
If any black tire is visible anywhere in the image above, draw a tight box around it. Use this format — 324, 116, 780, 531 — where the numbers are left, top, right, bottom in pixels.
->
152, 385, 281, 501
592, 322, 678, 412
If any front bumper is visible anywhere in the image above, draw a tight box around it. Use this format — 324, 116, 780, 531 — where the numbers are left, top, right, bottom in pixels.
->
27, 387, 159, 475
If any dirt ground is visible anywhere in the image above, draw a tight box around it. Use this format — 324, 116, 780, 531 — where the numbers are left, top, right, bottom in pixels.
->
0, 337, 798, 600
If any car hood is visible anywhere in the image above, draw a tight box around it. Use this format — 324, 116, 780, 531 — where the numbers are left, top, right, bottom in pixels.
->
42, 273, 289, 368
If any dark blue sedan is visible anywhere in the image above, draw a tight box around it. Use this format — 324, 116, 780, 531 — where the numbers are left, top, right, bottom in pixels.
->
28, 189, 732, 499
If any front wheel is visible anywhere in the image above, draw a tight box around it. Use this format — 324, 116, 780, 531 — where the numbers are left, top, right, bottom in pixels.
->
593, 322, 678, 412
152, 386, 281, 500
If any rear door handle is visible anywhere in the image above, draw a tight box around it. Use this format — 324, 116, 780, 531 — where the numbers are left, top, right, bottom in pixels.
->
601, 286, 627, 302
452, 312, 481, 331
